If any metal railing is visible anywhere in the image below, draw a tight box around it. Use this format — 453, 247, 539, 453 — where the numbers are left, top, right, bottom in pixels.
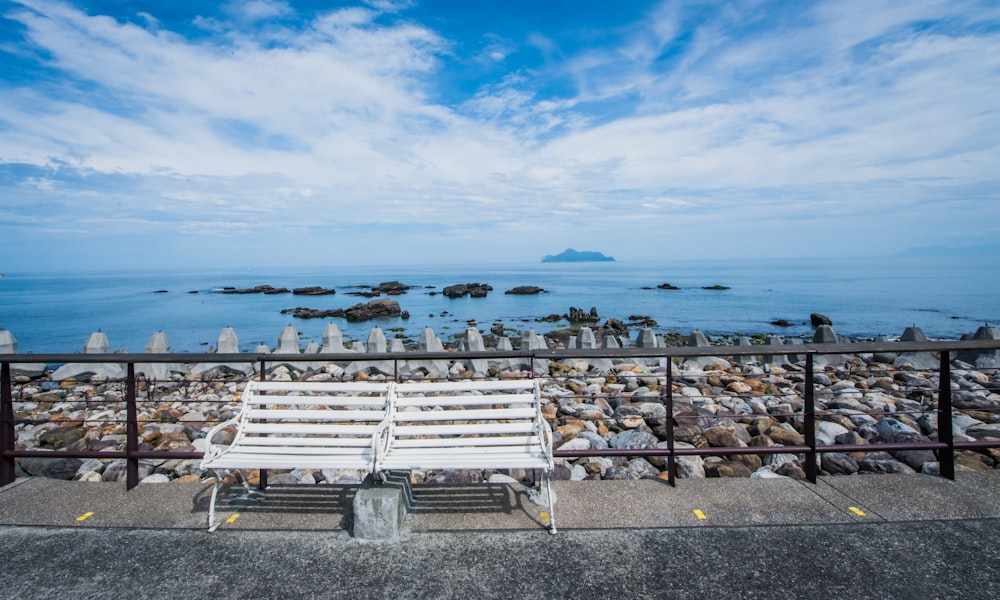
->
2, 337, 998, 490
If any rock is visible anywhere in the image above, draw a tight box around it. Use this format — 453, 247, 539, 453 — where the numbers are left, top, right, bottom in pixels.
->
373, 281, 410, 295
954, 453, 992, 471
20, 456, 82, 479
775, 462, 807, 478
565, 307, 600, 323
139, 473, 171, 484
443, 283, 492, 298
292, 286, 336, 296
810, 313, 832, 327
767, 424, 805, 446
751, 466, 787, 478
822, 452, 859, 475
876, 418, 920, 437
224, 285, 289, 295
704, 423, 751, 447
705, 460, 752, 478
102, 459, 155, 482
626, 458, 660, 478
609, 429, 659, 450
505, 286, 546, 295
78, 471, 104, 482
282, 298, 403, 321
815, 421, 851, 446
857, 452, 917, 474
834, 431, 867, 446
657, 283, 680, 290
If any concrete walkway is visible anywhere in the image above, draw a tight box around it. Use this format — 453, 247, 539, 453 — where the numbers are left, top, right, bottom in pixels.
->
2, 472, 1000, 598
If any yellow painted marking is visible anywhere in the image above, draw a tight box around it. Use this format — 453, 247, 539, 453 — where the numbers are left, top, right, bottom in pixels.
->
848, 506, 866, 517
539, 512, 550, 526
76, 512, 94, 522
693, 509, 707, 520
226, 514, 241, 524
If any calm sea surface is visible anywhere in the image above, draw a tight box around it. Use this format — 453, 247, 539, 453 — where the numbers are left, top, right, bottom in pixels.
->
1, 256, 998, 354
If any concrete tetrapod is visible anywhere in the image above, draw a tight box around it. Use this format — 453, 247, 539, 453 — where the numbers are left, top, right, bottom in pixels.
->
51, 331, 125, 381
191, 327, 254, 377
0, 329, 46, 377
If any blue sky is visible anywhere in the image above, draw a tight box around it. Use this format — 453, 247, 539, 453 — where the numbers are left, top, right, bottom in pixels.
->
1, 0, 999, 270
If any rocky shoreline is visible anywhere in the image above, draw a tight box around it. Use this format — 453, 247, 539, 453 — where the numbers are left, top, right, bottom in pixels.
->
7, 333, 1000, 486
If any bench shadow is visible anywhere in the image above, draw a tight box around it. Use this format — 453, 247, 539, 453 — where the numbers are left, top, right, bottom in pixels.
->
192, 484, 356, 527
409, 483, 520, 515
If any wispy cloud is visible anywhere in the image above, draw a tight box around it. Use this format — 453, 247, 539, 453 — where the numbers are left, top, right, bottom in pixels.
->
1, 0, 999, 268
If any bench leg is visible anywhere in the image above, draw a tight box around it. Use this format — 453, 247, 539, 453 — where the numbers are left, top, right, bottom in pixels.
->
545, 471, 557, 535
207, 474, 222, 533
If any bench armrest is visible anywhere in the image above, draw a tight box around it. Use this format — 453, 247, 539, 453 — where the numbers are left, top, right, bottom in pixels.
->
202, 417, 240, 463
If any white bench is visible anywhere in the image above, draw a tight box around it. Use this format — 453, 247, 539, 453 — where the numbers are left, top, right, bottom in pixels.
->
376, 379, 557, 533
200, 380, 391, 531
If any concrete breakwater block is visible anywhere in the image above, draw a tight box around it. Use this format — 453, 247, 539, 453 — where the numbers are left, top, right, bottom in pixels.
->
191, 327, 254, 376
51, 331, 125, 381
0, 329, 46, 377
894, 326, 938, 370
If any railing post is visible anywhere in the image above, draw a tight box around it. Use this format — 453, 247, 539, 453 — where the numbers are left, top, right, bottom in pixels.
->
1, 361, 15, 486
937, 351, 955, 480
257, 356, 268, 490
126, 362, 139, 490
804, 354, 817, 483
665, 355, 676, 487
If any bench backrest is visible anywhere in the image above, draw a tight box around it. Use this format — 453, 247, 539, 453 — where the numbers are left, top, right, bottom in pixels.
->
381, 379, 553, 469
231, 380, 391, 454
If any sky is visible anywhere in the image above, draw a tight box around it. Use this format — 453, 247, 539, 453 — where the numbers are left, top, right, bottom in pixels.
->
1, 0, 999, 271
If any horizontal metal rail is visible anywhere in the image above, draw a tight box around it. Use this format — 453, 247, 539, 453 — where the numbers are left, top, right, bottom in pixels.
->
1, 338, 998, 489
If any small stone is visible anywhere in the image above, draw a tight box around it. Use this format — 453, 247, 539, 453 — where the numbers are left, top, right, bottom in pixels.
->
139, 473, 171, 484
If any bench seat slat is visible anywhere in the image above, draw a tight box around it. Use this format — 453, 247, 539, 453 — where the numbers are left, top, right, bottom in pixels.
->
392, 408, 536, 422
219, 446, 371, 456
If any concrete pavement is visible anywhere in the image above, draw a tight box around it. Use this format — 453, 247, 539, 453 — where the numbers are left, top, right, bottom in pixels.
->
2, 472, 1000, 598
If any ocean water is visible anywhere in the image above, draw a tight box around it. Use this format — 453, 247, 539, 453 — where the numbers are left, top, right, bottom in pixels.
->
1, 256, 998, 354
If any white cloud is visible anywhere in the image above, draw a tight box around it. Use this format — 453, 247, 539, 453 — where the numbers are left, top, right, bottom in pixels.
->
0, 0, 998, 268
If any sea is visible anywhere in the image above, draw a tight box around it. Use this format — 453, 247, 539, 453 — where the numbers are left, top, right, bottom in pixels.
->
1, 256, 998, 355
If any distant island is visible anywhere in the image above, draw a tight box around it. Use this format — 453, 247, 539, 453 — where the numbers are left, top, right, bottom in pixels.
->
542, 248, 616, 263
